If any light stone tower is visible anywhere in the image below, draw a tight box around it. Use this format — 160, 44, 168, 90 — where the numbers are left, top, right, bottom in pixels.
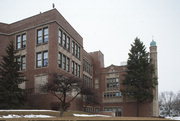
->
150, 40, 159, 117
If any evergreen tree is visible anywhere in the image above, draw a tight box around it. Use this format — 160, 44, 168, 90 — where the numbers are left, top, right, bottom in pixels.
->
0, 41, 26, 109
123, 37, 157, 116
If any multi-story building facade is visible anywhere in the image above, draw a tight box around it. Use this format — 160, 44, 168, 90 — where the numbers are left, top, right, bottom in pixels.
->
0, 9, 158, 117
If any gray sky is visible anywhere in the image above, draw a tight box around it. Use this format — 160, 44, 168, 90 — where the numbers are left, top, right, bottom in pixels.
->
0, 0, 180, 93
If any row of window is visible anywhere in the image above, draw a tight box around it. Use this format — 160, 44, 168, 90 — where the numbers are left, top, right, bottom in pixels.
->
58, 29, 70, 51
58, 52, 81, 77
16, 27, 49, 50
58, 29, 81, 59
72, 41, 80, 59
83, 59, 93, 75
72, 61, 80, 77
84, 107, 100, 113
83, 74, 93, 88
106, 78, 119, 90
58, 52, 70, 72
104, 107, 122, 116
104, 92, 122, 98
16, 27, 80, 61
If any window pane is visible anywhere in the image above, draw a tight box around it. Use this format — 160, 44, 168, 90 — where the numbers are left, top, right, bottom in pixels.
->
43, 51, 48, 67
43, 28, 48, 35
63, 55, 66, 70
72, 61, 74, 74
37, 53, 42, 67
58, 53, 62, 68
58, 29, 62, 45
37, 29, 42, 44
16, 56, 21, 70
43, 28, 48, 43
72, 41, 75, 54
16, 35, 21, 49
22, 34, 26, 48
66, 57, 70, 72
67, 36, 70, 51
77, 46, 80, 59
38, 29, 42, 36
63, 33, 66, 48
44, 35, 48, 43
22, 56, 26, 70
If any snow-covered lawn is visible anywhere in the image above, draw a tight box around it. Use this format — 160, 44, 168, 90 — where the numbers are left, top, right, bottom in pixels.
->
0, 114, 53, 118
73, 113, 111, 117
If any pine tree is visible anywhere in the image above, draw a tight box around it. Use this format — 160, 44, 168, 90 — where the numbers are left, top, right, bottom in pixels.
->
123, 37, 157, 116
0, 41, 26, 109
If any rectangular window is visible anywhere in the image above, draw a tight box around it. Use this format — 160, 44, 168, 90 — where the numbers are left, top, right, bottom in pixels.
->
77, 64, 80, 77
43, 51, 48, 67
72, 61, 74, 74
67, 36, 70, 51
58, 29, 62, 45
58, 52, 62, 68
74, 63, 77, 76
36, 52, 42, 68
22, 34, 26, 48
37, 27, 48, 44
72, 41, 75, 55
36, 51, 48, 68
75, 44, 77, 57
77, 46, 80, 59
21, 55, 26, 70
37, 29, 43, 44
66, 57, 70, 72
16, 55, 26, 71
62, 55, 66, 70
62, 33, 66, 48
16, 34, 26, 49
43, 28, 48, 43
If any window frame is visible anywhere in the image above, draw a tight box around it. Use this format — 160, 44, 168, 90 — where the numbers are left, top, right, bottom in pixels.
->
37, 27, 48, 45
36, 51, 48, 68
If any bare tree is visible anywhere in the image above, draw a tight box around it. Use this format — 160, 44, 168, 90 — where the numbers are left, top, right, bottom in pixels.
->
173, 91, 180, 116
43, 73, 92, 117
159, 91, 178, 117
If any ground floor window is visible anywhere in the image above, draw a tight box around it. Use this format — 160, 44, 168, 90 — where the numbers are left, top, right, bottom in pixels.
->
104, 107, 122, 116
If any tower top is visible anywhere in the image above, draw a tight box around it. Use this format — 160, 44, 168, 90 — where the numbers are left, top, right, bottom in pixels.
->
150, 40, 156, 47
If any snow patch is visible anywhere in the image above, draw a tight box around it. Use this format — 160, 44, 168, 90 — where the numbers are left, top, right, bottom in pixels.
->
166, 117, 180, 120
0, 110, 57, 112
0, 114, 53, 118
73, 113, 111, 117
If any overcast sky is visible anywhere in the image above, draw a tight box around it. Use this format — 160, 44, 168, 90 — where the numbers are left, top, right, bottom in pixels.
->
0, 0, 180, 93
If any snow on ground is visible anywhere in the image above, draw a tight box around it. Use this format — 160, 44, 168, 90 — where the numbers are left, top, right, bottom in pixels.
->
73, 114, 111, 117
0, 114, 53, 118
166, 117, 180, 120
0, 110, 57, 112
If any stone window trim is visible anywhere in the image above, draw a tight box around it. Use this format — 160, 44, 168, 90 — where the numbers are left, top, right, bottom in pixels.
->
36, 51, 48, 68
15, 33, 27, 50
36, 27, 49, 45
